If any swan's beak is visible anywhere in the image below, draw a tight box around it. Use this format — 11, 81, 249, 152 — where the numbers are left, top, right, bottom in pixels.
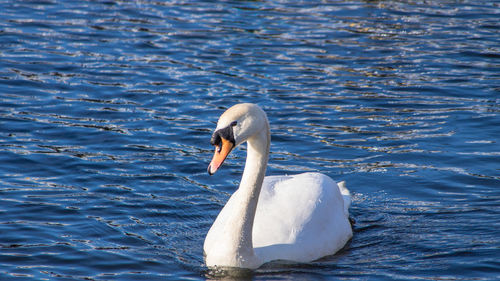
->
208, 137, 234, 175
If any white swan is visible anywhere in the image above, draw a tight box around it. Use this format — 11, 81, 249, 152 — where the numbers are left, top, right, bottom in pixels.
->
204, 103, 352, 269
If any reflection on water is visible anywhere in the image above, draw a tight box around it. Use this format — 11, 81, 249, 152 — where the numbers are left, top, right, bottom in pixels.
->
0, 0, 499, 280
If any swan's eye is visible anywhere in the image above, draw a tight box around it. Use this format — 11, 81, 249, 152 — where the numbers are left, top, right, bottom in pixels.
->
230, 121, 237, 127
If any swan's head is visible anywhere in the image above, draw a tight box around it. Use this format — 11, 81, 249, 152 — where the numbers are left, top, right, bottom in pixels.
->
208, 103, 268, 175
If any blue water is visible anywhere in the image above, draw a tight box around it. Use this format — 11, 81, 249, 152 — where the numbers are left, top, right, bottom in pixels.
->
1, 1, 499, 280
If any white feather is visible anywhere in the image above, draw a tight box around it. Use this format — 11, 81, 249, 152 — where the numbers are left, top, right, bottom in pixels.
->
204, 104, 353, 269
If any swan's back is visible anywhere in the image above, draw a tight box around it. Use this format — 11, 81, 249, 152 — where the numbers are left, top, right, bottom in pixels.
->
252, 172, 352, 263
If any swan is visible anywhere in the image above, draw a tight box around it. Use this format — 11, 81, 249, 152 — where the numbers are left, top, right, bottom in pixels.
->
204, 103, 353, 269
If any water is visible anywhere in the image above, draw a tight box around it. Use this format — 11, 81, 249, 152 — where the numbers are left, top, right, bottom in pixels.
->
0, 0, 499, 280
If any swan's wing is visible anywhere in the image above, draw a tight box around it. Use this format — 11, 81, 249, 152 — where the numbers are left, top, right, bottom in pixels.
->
253, 172, 352, 263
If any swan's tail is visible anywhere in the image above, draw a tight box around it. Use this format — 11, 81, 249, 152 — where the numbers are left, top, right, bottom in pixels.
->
337, 181, 351, 217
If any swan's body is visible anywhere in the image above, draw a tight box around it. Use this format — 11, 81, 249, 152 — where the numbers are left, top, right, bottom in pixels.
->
204, 103, 352, 269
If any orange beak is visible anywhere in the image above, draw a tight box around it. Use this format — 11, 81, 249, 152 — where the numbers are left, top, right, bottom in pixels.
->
208, 137, 234, 175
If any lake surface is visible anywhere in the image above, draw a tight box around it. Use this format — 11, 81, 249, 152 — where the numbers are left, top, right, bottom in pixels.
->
1, 1, 499, 280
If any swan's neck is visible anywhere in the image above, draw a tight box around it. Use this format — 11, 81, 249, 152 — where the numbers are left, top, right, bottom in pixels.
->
226, 123, 270, 268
